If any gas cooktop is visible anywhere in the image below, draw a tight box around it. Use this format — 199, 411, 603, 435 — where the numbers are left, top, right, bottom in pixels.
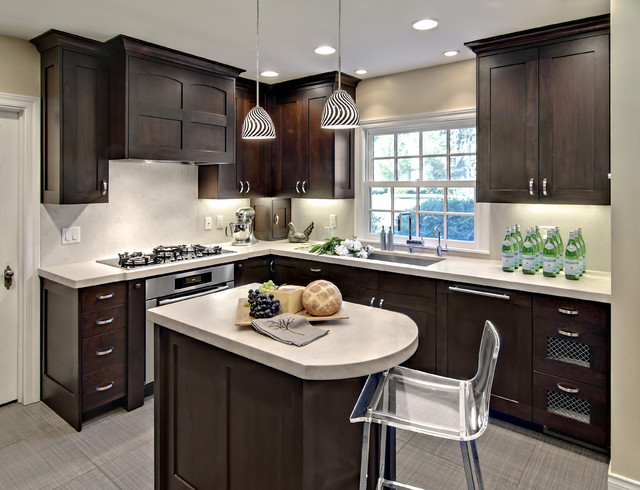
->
97, 244, 236, 269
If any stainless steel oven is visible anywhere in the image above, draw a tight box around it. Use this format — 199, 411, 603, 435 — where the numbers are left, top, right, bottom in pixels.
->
144, 263, 234, 384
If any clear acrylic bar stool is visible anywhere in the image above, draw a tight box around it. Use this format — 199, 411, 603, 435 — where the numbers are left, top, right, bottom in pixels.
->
350, 320, 500, 490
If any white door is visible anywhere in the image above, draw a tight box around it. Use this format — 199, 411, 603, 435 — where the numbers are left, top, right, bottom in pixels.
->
0, 109, 19, 404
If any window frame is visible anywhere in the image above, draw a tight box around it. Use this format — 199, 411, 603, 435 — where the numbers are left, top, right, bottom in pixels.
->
357, 109, 489, 254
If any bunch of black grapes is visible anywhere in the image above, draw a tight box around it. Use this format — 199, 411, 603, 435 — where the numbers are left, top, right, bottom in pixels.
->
247, 289, 280, 319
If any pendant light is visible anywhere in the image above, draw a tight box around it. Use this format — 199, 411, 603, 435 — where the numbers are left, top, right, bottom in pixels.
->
321, 0, 360, 129
242, 0, 276, 139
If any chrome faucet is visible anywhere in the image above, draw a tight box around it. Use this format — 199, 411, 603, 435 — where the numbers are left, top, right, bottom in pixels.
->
434, 227, 448, 257
398, 212, 423, 252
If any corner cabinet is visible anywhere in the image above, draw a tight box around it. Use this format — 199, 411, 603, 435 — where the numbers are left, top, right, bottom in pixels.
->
198, 78, 267, 198
105, 35, 243, 163
466, 15, 610, 205
30, 30, 109, 204
270, 72, 358, 199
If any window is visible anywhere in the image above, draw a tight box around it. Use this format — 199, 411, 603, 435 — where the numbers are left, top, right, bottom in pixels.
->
362, 111, 487, 252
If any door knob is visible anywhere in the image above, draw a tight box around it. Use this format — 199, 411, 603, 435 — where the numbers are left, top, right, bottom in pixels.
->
4, 265, 14, 290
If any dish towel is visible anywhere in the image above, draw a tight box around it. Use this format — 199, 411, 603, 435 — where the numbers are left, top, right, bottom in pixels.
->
251, 313, 329, 346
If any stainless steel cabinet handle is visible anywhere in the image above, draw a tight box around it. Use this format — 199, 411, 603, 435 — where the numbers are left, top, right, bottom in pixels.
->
295, 181, 300, 193
96, 347, 114, 356
269, 260, 276, 273
556, 383, 579, 394
557, 329, 579, 338
310, 267, 322, 273
529, 178, 534, 196
557, 307, 579, 316
96, 317, 114, 326
448, 286, 510, 301
274, 214, 279, 225
379, 298, 384, 309
96, 293, 114, 300
245, 181, 250, 193
239, 181, 244, 193
101, 180, 108, 196
370, 297, 376, 307
301, 180, 307, 194
542, 177, 548, 196
96, 381, 114, 392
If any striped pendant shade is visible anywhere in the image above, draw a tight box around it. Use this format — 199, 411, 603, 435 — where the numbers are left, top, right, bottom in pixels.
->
321, 89, 360, 129
242, 106, 276, 139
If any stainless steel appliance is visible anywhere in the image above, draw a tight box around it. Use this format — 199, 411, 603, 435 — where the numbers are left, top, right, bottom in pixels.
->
226, 207, 258, 245
144, 263, 234, 384
97, 244, 235, 269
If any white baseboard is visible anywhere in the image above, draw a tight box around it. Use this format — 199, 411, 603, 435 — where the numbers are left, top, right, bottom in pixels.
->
609, 472, 640, 489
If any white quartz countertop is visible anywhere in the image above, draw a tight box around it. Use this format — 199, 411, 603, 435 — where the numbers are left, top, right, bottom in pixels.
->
39, 239, 611, 303
147, 283, 419, 380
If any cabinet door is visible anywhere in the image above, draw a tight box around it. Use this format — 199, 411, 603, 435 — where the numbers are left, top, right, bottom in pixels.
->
476, 48, 538, 203
273, 91, 306, 197
238, 83, 266, 197
234, 257, 273, 286
128, 57, 235, 163
305, 86, 335, 198
437, 282, 533, 420
538, 35, 610, 204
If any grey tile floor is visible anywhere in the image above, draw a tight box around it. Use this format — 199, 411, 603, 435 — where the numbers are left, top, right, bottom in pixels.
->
0, 396, 608, 489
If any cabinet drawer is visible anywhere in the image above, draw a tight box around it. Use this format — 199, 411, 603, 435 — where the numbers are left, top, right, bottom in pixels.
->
82, 329, 126, 375
533, 371, 608, 447
533, 296, 609, 387
81, 282, 127, 312
82, 364, 126, 412
81, 304, 126, 338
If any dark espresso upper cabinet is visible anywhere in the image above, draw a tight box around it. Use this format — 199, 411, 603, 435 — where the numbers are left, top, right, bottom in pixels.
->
270, 72, 359, 199
198, 78, 267, 198
105, 36, 243, 163
466, 15, 610, 205
31, 30, 109, 204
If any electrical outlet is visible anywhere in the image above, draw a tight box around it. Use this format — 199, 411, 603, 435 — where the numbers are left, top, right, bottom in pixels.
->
204, 217, 212, 230
329, 214, 337, 228
216, 215, 224, 229
61, 226, 81, 245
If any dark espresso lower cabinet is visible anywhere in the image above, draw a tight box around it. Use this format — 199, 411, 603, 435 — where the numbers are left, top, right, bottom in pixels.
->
155, 327, 366, 490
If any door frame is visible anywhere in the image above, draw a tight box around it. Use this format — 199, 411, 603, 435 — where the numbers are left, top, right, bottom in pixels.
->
0, 92, 40, 404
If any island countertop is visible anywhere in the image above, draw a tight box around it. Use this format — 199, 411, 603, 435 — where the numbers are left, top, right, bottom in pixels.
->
147, 282, 419, 380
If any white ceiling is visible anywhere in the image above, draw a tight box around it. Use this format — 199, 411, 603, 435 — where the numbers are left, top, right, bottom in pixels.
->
1, 0, 609, 82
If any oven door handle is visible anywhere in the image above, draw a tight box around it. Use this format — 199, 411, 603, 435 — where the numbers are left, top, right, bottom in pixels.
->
157, 284, 230, 306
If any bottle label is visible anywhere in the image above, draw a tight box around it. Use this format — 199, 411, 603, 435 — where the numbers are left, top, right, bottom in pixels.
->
566, 244, 577, 252
522, 254, 536, 271
502, 253, 515, 270
565, 259, 580, 274
503, 240, 512, 247
545, 242, 555, 250
543, 257, 557, 272
523, 240, 532, 248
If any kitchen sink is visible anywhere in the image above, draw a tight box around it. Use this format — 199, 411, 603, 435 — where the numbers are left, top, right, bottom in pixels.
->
367, 251, 444, 267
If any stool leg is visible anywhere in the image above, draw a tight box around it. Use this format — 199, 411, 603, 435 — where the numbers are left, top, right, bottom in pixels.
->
359, 421, 372, 490
377, 423, 388, 490
460, 441, 476, 490
470, 440, 484, 490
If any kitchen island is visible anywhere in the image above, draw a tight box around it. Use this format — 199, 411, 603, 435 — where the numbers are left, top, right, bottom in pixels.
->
147, 283, 418, 490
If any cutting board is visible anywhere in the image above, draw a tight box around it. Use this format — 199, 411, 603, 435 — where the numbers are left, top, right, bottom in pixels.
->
235, 298, 348, 326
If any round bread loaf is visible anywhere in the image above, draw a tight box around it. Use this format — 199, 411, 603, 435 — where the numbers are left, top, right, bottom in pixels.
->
302, 280, 342, 316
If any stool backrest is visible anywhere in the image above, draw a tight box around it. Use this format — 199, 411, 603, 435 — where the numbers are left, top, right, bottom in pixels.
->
469, 320, 501, 429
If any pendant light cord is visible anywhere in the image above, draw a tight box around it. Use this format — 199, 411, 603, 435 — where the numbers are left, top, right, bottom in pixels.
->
337, 0, 342, 90
256, 0, 261, 107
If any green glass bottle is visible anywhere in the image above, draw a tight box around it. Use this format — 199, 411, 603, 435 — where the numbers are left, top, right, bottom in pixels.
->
577, 227, 587, 275
534, 226, 543, 271
522, 228, 537, 274
543, 229, 558, 277
515, 224, 524, 268
554, 227, 564, 271
564, 230, 581, 280
509, 226, 520, 269
502, 226, 515, 272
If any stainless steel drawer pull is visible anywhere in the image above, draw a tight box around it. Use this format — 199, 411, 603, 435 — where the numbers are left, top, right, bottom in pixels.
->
556, 383, 579, 394
96, 381, 114, 392
529, 178, 534, 196
96, 347, 114, 356
96, 293, 114, 300
557, 307, 579, 316
557, 329, 579, 338
448, 286, 510, 301
370, 297, 376, 307
310, 267, 322, 273
95, 317, 114, 326
379, 298, 384, 309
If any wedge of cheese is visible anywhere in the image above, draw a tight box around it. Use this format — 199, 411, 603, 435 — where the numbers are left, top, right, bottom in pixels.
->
272, 285, 305, 313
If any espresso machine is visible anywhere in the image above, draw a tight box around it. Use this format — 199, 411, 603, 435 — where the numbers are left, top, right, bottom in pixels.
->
226, 207, 258, 246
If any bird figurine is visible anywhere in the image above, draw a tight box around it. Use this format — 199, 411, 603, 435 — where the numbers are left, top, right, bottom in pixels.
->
288, 221, 314, 242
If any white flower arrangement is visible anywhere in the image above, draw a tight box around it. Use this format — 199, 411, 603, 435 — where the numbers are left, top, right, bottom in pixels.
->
309, 237, 374, 259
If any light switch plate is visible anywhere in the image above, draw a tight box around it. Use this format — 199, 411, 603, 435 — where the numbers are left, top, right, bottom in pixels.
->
204, 217, 212, 230
61, 226, 81, 245
329, 214, 337, 228
216, 215, 224, 229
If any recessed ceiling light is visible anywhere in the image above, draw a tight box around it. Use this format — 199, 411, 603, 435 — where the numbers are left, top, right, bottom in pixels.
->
260, 70, 279, 77
443, 50, 459, 57
354, 69, 367, 75
412, 18, 438, 31
315, 45, 336, 55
